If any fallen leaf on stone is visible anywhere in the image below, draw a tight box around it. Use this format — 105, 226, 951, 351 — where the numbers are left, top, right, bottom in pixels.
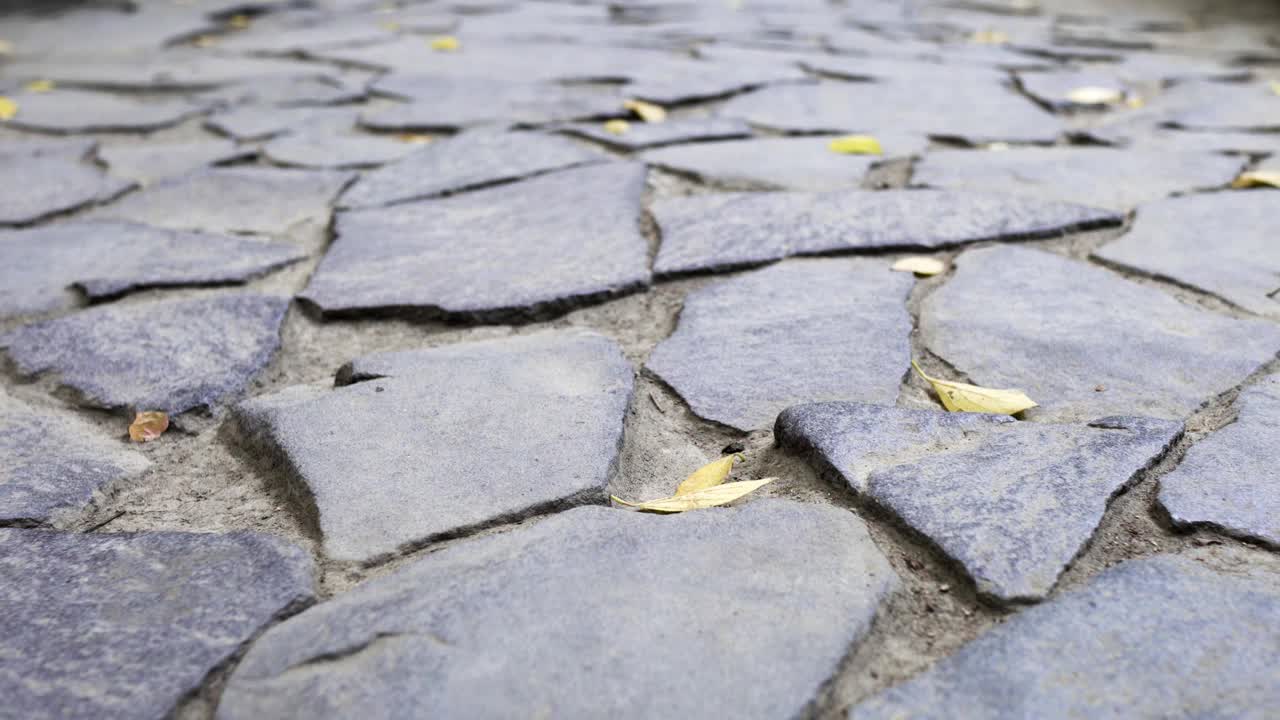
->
892, 257, 946, 276
0, 39, 12, 56
675, 455, 739, 496
0, 97, 16, 121
1066, 86, 1124, 105
603, 119, 630, 135
128, 411, 170, 442
1231, 171, 1280, 189
193, 35, 218, 48
623, 99, 667, 123
430, 35, 460, 51
911, 360, 1037, 415
970, 29, 1008, 44
394, 132, 434, 144
1270, 81, 1280, 96
611, 478, 774, 513
1125, 95, 1145, 109
25, 79, 54, 93
228, 14, 251, 29
828, 135, 883, 155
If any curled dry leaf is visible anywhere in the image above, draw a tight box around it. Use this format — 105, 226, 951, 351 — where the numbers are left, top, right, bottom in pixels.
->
25, 79, 54, 93
623, 99, 667, 123
1231, 171, 1280, 189
1066, 86, 1124, 105
891, 257, 946, 276
911, 360, 1038, 415
828, 134, 883, 155
430, 35, 460, 51
0, 97, 16, 121
128, 411, 170, 442
603, 119, 630, 135
612, 478, 774, 513
675, 454, 738, 496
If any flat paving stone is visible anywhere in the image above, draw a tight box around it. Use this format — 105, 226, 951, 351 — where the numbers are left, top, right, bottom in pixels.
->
93, 167, 353, 235
777, 402, 1180, 601
363, 75, 622, 129
849, 554, 1280, 720
1158, 374, 1280, 547
0, 141, 134, 226
306, 163, 649, 319
235, 330, 634, 563
338, 130, 603, 209
204, 106, 357, 141
1, 89, 206, 133
623, 57, 807, 104
652, 189, 1121, 276
216, 500, 899, 720
1093, 192, 1280, 316
646, 259, 912, 430
914, 147, 1246, 210
98, 139, 254, 186
262, 128, 419, 169
1165, 80, 1280, 131
0, 220, 304, 318
198, 75, 368, 108
558, 117, 752, 150
0, 388, 150, 524
0, 52, 342, 91
0, 294, 290, 415
921, 246, 1280, 422
0, 528, 314, 720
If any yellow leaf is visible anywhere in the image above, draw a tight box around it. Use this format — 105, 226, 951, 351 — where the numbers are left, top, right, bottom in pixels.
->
1232, 171, 1280, 189
675, 455, 738, 496
603, 119, 630, 135
0, 97, 16, 121
25, 79, 54, 93
623, 98, 666, 123
1270, 81, 1280, 96
128, 411, 170, 442
911, 361, 1037, 415
1125, 94, 1145, 109
828, 134, 883, 155
1065, 86, 1124, 105
430, 35, 460, 51
228, 14, 251, 29
394, 132, 433, 144
892, 257, 946, 276
193, 35, 218, 48
0, 40, 13, 56
612, 478, 774, 513
970, 29, 1008, 44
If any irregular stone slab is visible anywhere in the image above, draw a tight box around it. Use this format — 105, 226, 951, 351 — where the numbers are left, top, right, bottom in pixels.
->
0, 141, 134, 226
914, 148, 1246, 210
93, 167, 353, 235
1165, 80, 1280, 131
1110, 51, 1252, 84
363, 75, 622, 129
0, 6, 220, 57
1159, 374, 1280, 547
623, 57, 808, 104
0, 294, 290, 414
643, 134, 929, 191
647, 259, 912, 430
217, 500, 899, 720
653, 189, 1121, 276
557, 117, 752, 150
921, 246, 1280, 422
0, 52, 341, 91
777, 402, 1180, 600
0, 389, 150, 524
236, 331, 633, 562
338, 130, 603, 208
0, 528, 314, 720
0, 220, 304, 318
306, 163, 649, 318
198, 74, 368, 108
850, 555, 1280, 720
98, 139, 254, 185
2, 89, 205, 133
262, 129, 418, 169
1016, 70, 1133, 110
205, 106, 357, 141
1094, 192, 1280, 316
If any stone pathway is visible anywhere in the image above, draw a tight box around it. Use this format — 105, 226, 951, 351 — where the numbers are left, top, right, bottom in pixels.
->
1, 0, 1278, 718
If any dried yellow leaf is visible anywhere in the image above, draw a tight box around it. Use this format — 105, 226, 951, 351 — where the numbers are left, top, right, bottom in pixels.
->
892, 257, 946, 276
193, 35, 218, 48
128, 411, 170, 442
0, 40, 13, 56
0, 97, 16, 121
828, 134, 883, 155
623, 99, 667, 123
430, 35, 460, 51
228, 14, 251, 29
911, 361, 1037, 415
1232, 171, 1280, 189
1270, 81, 1280, 96
970, 29, 1008, 44
603, 119, 630, 135
1125, 94, 1145, 109
25, 79, 54, 93
612, 478, 774, 513
1066, 86, 1124, 105
675, 455, 738, 496
394, 132, 434, 144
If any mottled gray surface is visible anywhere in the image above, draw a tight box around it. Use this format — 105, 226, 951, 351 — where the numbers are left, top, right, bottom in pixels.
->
558, 117, 752, 150
0, 52, 341, 91
262, 129, 418, 169
0, 221, 304, 317
338, 130, 602, 208
363, 75, 622, 129
922, 246, 1280, 422
777, 402, 1180, 601
1165, 80, 1280, 131
235, 330, 634, 563
1094, 192, 1280, 316
0, 294, 290, 414
1159, 374, 1280, 547
2, 89, 205, 133
204, 106, 357, 141
850, 555, 1280, 720
98, 140, 254, 185
914, 147, 1247, 211
652, 189, 1121, 276
198, 75, 368, 108
0, 528, 314, 720
0, 141, 134, 226
217, 501, 899, 720
647, 259, 913, 430
305, 163, 649, 319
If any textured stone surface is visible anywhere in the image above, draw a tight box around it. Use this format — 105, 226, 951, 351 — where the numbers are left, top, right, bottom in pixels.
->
0, 528, 314, 720
922, 246, 1280, 422
1, 51, 340, 91
235, 330, 634, 563
1159, 374, 1280, 547
2, 89, 204, 133
1165, 80, 1280, 131
305, 163, 649, 319
558, 117, 752, 150
777, 402, 1180, 601
850, 555, 1280, 719
98, 140, 254, 185
652, 189, 1121, 276
204, 106, 357, 141
217, 500, 899, 720
1, 294, 289, 414
915, 147, 1247, 210
262, 128, 418, 169
0, 141, 134, 226
338, 130, 602, 208
363, 75, 622, 129
1094, 192, 1280, 316
0, 221, 304, 318
647, 259, 913, 430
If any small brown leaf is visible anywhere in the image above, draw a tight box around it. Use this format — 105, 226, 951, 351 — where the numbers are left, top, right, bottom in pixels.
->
129, 411, 169, 442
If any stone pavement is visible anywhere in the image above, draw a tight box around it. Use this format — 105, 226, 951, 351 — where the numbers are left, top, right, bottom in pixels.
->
0, 0, 1278, 718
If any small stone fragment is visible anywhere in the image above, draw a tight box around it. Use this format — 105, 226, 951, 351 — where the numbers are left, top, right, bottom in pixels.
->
0, 140, 134, 226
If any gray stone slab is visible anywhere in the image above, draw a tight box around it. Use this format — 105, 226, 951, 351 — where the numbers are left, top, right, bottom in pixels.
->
0, 6, 220, 57
622, 57, 808, 104
1094, 192, 1280, 316
1110, 52, 1252, 84
0, 52, 342, 91
235, 330, 633, 563
93, 167, 353, 235
1165, 80, 1280, 131
0, 141, 135, 226
0, 294, 290, 414
1158, 374, 1280, 547
777, 402, 1180, 600
921, 246, 1280, 422
557, 117, 752, 150
98, 139, 254, 185
0, 220, 305, 318
0, 388, 150, 524
850, 554, 1280, 720
652, 189, 1121, 276
198, 74, 368, 108
647, 259, 912, 430
1, 89, 206, 133
363, 75, 623, 129
0, 528, 314, 720
914, 148, 1247, 210
204, 105, 357, 141
217, 500, 899, 720
305, 163, 649, 319
262, 129, 418, 169
338, 130, 603, 209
